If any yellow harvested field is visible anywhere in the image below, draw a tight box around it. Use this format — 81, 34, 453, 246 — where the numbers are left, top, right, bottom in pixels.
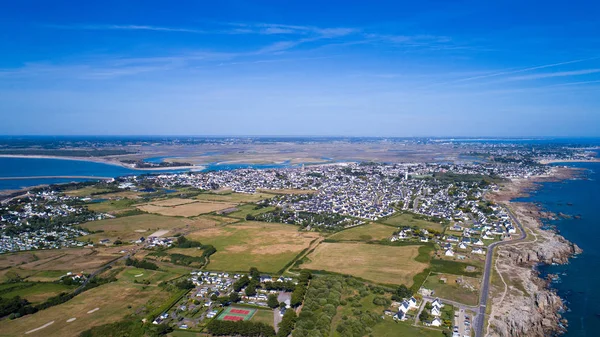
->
302, 242, 428, 286
81, 214, 225, 242
138, 200, 237, 217
146, 198, 198, 207
0, 281, 169, 337
187, 221, 320, 273
193, 192, 270, 203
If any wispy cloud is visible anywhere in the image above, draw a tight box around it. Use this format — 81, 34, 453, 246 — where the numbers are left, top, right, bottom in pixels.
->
504, 68, 600, 81
420, 57, 600, 89
47, 24, 206, 34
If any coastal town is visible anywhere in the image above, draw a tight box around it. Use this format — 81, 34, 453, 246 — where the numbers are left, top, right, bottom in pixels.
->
0, 141, 596, 337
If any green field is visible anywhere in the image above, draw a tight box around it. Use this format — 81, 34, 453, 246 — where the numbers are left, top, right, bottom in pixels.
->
118, 267, 180, 285
327, 223, 395, 242
188, 221, 320, 273
422, 273, 480, 306
86, 198, 138, 213
430, 259, 482, 277
226, 205, 277, 219
193, 192, 270, 204
251, 309, 274, 326
0, 282, 77, 304
371, 319, 445, 337
380, 212, 444, 231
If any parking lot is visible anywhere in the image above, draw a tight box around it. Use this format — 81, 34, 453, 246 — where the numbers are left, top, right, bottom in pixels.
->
454, 308, 472, 337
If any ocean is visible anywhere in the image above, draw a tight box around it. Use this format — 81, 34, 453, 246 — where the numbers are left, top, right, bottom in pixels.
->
0, 157, 141, 191
516, 162, 600, 337
0, 157, 300, 191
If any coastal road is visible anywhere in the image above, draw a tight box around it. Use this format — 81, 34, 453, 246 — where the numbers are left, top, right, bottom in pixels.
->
474, 206, 527, 337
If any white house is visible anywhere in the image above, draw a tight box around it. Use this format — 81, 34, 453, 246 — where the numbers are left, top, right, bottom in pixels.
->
445, 249, 455, 257
431, 306, 441, 316
472, 248, 485, 255
431, 317, 442, 327
408, 297, 418, 308
431, 298, 442, 309
398, 300, 411, 313
458, 242, 468, 250
474, 239, 484, 246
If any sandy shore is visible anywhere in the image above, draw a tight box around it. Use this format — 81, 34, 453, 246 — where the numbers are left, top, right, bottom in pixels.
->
0, 154, 200, 171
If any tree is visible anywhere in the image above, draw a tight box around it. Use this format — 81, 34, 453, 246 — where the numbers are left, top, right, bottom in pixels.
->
267, 294, 279, 308
392, 284, 412, 300
279, 302, 287, 309
245, 283, 257, 297
229, 292, 240, 303
249, 267, 260, 280
419, 310, 431, 322
276, 309, 297, 337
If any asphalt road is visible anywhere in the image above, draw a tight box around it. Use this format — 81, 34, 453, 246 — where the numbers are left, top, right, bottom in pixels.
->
473, 207, 527, 337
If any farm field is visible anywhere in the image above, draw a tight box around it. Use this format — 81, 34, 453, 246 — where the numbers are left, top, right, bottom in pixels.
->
193, 192, 270, 203
302, 242, 429, 286
422, 273, 480, 306
187, 221, 320, 273
380, 212, 444, 231
0, 248, 123, 282
0, 280, 171, 337
80, 214, 222, 242
327, 223, 394, 242
137, 199, 237, 217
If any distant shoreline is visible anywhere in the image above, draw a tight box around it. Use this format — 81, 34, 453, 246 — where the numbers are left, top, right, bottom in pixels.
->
539, 158, 600, 164
0, 154, 199, 171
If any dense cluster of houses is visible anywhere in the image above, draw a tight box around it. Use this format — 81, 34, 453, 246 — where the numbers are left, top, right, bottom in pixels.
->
0, 190, 99, 253
127, 161, 550, 223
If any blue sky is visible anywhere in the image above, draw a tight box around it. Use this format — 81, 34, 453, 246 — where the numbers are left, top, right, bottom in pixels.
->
1, 0, 599, 137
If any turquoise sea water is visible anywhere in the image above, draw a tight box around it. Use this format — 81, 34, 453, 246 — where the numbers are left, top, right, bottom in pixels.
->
516, 162, 600, 337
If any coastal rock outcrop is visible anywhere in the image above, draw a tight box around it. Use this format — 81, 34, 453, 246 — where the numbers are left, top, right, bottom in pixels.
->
487, 177, 581, 337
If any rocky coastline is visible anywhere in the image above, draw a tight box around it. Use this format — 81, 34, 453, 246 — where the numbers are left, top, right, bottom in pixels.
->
486, 166, 583, 337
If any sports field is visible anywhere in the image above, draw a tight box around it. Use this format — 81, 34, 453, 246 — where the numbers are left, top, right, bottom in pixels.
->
0, 280, 171, 337
188, 221, 320, 273
137, 199, 237, 217
380, 212, 444, 231
327, 223, 395, 242
217, 306, 257, 321
302, 242, 429, 286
